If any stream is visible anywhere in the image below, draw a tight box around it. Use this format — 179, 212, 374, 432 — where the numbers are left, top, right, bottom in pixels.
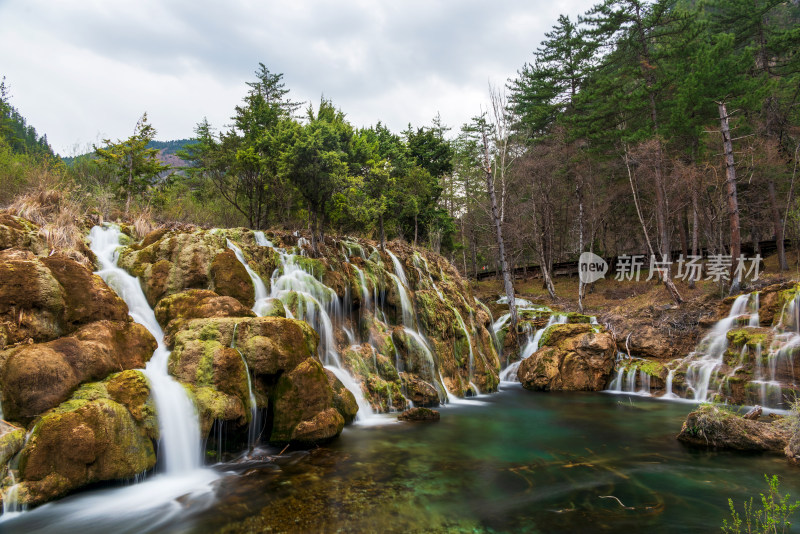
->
4, 385, 799, 533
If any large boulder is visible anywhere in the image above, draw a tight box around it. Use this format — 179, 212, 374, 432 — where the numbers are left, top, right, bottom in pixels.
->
270, 358, 344, 445
677, 404, 791, 452
0, 320, 156, 421
170, 316, 319, 378
518, 324, 616, 391
17, 390, 156, 506
0, 248, 67, 345
0, 213, 47, 255
117, 228, 279, 309
210, 249, 256, 308
0, 249, 128, 348
154, 289, 255, 340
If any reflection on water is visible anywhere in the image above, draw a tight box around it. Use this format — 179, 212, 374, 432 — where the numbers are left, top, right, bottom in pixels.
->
4, 387, 800, 533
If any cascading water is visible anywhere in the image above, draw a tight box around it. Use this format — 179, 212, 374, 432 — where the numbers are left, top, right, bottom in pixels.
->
682, 294, 753, 402
90, 226, 202, 472
230, 323, 260, 451
247, 232, 376, 421
500, 314, 567, 382
227, 240, 269, 316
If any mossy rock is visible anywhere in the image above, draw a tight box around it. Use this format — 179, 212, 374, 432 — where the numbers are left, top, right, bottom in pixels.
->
726, 327, 770, 350
0, 421, 25, 467
17, 396, 156, 506
210, 250, 256, 308
0, 248, 67, 344
117, 229, 228, 307
0, 214, 47, 254
155, 289, 255, 335
256, 297, 286, 318
270, 358, 341, 445
188, 384, 247, 437
325, 369, 359, 424
0, 320, 157, 422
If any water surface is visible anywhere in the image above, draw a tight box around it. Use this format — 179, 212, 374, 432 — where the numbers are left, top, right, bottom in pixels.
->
5, 387, 799, 533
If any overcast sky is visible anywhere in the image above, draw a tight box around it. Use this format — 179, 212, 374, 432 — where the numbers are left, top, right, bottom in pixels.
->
0, 0, 597, 156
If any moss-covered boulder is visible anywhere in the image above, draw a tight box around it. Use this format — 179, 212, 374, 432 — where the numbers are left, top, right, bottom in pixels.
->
401, 374, 440, 407
17, 392, 156, 505
171, 316, 318, 378
117, 229, 229, 307
270, 358, 344, 444
341, 344, 406, 412
0, 213, 47, 255
42, 253, 129, 329
0, 420, 26, 467
677, 404, 791, 452
518, 324, 616, 391
210, 249, 256, 308
154, 289, 255, 339
0, 248, 67, 345
0, 320, 156, 421
325, 369, 359, 424
0, 248, 131, 348
256, 297, 286, 318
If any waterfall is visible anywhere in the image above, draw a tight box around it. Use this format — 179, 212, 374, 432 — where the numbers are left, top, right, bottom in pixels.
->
500, 314, 567, 382
387, 250, 408, 287
246, 233, 376, 421
683, 293, 753, 402
89, 226, 202, 473
389, 272, 415, 328
663, 369, 677, 399
227, 240, 269, 315
231, 323, 260, 451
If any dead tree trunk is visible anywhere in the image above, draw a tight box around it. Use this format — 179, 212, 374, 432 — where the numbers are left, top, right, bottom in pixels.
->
718, 101, 742, 293
624, 145, 683, 303
577, 181, 585, 314
482, 130, 518, 351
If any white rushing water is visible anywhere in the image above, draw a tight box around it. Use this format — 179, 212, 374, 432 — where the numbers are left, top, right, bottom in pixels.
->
1, 227, 223, 530
248, 232, 378, 422
500, 314, 567, 383
90, 225, 203, 472
681, 293, 753, 402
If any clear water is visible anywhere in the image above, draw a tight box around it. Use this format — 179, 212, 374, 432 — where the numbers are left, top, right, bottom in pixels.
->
5, 387, 799, 533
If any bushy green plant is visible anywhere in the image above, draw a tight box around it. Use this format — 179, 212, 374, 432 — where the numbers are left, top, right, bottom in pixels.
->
722, 475, 800, 533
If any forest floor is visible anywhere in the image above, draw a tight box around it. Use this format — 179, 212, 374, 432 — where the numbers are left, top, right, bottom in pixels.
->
472, 249, 800, 357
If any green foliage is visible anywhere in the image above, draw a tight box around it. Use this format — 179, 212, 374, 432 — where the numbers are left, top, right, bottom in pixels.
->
0, 76, 53, 157
722, 475, 800, 534
94, 112, 170, 212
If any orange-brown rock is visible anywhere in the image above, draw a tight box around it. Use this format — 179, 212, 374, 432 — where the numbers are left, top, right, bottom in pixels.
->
0, 320, 156, 421
518, 324, 616, 391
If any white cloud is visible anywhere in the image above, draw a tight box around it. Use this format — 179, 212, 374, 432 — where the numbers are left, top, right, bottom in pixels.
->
0, 0, 597, 155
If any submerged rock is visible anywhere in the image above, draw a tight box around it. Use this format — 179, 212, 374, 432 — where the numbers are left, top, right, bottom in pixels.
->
677, 404, 790, 452
518, 324, 616, 391
398, 407, 440, 421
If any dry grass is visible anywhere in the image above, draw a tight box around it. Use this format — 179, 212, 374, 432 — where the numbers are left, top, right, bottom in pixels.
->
6, 186, 93, 267
131, 206, 160, 240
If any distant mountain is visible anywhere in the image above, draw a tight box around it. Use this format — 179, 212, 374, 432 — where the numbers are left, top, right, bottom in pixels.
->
62, 139, 197, 168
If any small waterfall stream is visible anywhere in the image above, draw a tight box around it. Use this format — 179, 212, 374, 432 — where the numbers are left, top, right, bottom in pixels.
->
499, 314, 567, 382
240, 232, 377, 421
90, 226, 203, 472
